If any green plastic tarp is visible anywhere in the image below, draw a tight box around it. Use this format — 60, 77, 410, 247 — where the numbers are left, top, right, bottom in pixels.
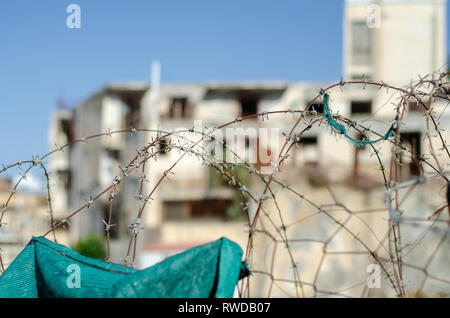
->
0, 236, 249, 298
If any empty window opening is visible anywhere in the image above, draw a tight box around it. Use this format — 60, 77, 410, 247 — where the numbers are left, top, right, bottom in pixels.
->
351, 101, 372, 114
56, 169, 72, 192
163, 199, 231, 221
106, 149, 120, 161
60, 119, 74, 143
297, 136, 318, 145
307, 102, 324, 114
399, 132, 421, 177
407, 99, 429, 113
169, 97, 190, 119
191, 200, 230, 219
239, 95, 259, 117
120, 94, 141, 129
245, 136, 250, 148
158, 138, 169, 155
351, 21, 372, 65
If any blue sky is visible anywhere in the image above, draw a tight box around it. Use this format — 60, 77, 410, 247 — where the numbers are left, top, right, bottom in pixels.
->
0, 0, 448, 171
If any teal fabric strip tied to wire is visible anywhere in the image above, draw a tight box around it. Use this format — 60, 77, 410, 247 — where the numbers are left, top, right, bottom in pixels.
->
0, 236, 249, 298
322, 93, 396, 147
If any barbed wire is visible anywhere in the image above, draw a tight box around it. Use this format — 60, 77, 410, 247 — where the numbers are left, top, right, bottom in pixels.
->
0, 69, 449, 297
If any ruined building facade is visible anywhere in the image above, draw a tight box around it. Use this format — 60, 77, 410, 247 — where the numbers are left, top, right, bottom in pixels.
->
48, 0, 449, 296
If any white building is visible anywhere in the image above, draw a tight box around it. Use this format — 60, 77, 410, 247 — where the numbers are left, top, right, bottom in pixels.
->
0, 178, 50, 267
48, 0, 449, 297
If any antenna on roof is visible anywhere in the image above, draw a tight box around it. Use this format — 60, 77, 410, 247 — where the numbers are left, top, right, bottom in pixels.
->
56, 95, 68, 109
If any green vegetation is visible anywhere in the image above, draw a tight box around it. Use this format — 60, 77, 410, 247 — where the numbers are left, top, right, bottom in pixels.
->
72, 234, 107, 260
218, 165, 251, 221
208, 164, 251, 221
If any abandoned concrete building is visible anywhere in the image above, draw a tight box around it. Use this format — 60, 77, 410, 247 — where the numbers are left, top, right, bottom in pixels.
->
47, 0, 449, 297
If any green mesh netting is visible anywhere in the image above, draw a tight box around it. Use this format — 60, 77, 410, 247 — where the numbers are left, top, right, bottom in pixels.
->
0, 236, 248, 298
